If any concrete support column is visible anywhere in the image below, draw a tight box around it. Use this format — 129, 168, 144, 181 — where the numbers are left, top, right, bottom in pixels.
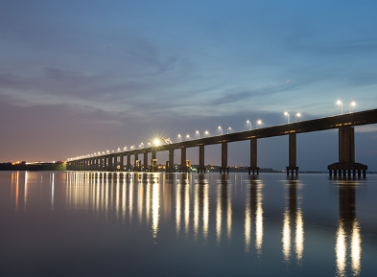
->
119, 155, 124, 171
220, 142, 229, 174
180, 148, 187, 172
100, 158, 103, 171
151, 151, 157, 172
328, 125, 367, 177
339, 126, 355, 163
127, 155, 130, 171
108, 156, 113, 171
169, 149, 174, 172
198, 145, 205, 173
135, 153, 139, 171
289, 133, 297, 167
286, 133, 298, 176
248, 138, 259, 175
144, 152, 148, 171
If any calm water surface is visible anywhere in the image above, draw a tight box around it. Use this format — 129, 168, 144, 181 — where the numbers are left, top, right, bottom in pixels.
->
1, 171, 377, 276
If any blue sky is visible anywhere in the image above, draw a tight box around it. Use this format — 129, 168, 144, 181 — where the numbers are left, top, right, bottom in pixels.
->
1, 0, 377, 170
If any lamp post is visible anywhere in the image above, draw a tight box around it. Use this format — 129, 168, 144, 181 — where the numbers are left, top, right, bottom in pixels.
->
246, 120, 252, 130
337, 100, 343, 114
196, 130, 200, 139
186, 134, 190, 141
257, 120, 262, 129
284, 112, 290, 124
227, 127, 232, 134
218, 126, 223, 135
204, 130, 209, 137
295, 113, 301, 122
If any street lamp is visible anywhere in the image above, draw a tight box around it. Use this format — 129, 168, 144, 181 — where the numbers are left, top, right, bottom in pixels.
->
186, 134, 190, 140
196, 130, 200, 139
284, 112, 290, 124
246, 120, 252, 130
350, 101, 356, 113
337, 100, 343, 114
227, 127, 232, 134
204, 130, 209, 137
257, 120, 262, 129
295, 113, 301, 122
218, 126, 223, 135
123, 146, 127, 151
178, 134, 182, 142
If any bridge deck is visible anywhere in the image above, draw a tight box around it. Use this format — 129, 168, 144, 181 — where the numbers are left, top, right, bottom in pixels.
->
74, 108, 377, 159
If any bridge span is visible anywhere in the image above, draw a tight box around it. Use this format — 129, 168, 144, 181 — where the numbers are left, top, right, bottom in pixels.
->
67, 108, 377, 176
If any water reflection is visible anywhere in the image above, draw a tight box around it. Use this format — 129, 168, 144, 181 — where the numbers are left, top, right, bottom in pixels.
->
335, 182, 361, 277
5, 171, 373, 276
244, 177, 264, 254
282, 179, 304, 263
216, 175, 233, 243
151, 177, 160, 238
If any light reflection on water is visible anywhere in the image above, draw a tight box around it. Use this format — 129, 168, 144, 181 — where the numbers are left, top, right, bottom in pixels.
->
1, 171, 376, 276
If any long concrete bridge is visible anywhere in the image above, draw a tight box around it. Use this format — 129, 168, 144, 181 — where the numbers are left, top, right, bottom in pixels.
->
66, 108, 377, 176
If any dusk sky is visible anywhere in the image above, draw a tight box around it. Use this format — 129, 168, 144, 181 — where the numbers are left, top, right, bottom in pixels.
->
1, 0, 377, 171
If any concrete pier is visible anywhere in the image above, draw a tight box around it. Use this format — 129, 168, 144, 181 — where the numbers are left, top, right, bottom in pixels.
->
198, 145, 205, 173
220, 142, 229, 174
126, 155, 130, 171
248, 138, 259, 175
151, 151, 157, 172
120, 155, 124, 171
180, 148, 187, 172
108, 156, 113, 171
168, 149, 175, 172
328, 126, 367, 177
286, 133, 299, 176
144, 152, 148, 171
134, 153, 139, 171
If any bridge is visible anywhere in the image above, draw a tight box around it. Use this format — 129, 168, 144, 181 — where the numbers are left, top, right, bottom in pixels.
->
66, 108, 377, 177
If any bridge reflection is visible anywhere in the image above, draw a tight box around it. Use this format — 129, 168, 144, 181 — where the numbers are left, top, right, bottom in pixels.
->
335, 181, 361, 276
282, 179, 304, 263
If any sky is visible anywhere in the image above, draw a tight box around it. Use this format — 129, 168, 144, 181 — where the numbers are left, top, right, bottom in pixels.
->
1, 0, 377, 171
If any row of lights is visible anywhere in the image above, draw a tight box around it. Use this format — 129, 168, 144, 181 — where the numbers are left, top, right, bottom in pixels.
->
176, 120, 263, 141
